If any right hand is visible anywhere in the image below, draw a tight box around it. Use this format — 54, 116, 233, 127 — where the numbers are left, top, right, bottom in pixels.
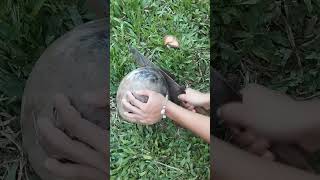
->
178, 88, 210, 111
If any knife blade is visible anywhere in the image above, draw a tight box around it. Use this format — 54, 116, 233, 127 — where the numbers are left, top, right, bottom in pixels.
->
129, 46, 209, 115
129, 46, 185, 104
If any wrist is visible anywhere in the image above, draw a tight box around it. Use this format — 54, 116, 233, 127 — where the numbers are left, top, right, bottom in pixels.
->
201, 93, 210, 110
165, 101, 175, 120
165, 101, 184, 122
160, 94, 169, 119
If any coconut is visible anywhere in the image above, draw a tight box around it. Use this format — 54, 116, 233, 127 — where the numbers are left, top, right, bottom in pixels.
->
21, 19, 108, 180
116, 67, 168, 123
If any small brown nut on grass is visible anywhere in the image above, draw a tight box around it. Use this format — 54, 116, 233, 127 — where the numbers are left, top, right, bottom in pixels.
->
164, 35, 179, 48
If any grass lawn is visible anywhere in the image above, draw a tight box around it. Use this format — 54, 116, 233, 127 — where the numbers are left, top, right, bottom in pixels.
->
0, 0, 95, 179
110, 0, 210, 179
213, 0, 320, 172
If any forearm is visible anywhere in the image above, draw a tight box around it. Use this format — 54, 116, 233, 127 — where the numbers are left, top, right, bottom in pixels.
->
203, 93, 210, 110
212, 137, 319, 180
166, 101, 210, 143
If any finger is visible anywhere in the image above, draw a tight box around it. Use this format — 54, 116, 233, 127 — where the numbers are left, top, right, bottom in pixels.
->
230, 126, 241, 136
181, 101, 188, 107
182, 102, 193, 110
218, 102, 249, 127
45, 158, 107, 180
126, 91, 144, 109
232, 131, 258, 148
37, 116, 107, 173
122, 98, 143, 115
182, 104, 190, 109
187, 105, 195, 111
187, 107, 196, 112
123, 112, 143, 122
261, 150, 275, 161
81, 87, 108, 108
247, 138, 271, 155
54, 94, 108, 155
178, 94, 188, 102
185, 87, 195, 94
139, 119, 155, 125
135, 89, 153, 97
185, 102, 195, 109
181, 101, 189, 108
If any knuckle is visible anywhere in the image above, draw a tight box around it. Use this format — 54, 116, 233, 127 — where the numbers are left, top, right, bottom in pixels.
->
133, 98, 139, 105
140, 106, 147, 112
129, 94, 135, 101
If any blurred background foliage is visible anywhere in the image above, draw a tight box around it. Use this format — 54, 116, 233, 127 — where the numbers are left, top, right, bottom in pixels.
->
212, 0, 320, 172
0, 0, 95, 179
213, 0, 320, 99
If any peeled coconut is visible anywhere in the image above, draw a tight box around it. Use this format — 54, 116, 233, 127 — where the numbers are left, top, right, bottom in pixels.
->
116, 67, 168, 124
21, 19, 108, 180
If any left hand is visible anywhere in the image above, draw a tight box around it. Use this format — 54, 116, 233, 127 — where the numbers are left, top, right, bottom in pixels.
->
37, 93, 109, 180
122, 90, 165, 125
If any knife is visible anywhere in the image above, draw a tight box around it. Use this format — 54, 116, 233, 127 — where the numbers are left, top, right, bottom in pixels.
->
129, 46, 210, 115
129, 46, 185, 105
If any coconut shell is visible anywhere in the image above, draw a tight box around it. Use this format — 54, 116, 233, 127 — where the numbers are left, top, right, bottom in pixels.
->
116, 67, 168, 123
21, 19, 108, 180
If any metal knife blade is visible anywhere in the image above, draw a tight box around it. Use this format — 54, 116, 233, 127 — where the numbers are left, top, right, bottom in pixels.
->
129, 46, 185, 104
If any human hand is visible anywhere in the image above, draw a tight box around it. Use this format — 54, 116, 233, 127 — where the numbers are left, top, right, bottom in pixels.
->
37, 94, 108, 180
121, 90, 166, 125
178, 88, 210, 111
219, 84, 320, 155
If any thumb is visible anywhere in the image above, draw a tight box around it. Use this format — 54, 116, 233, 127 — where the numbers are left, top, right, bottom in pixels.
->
178, 94, 188, 101
218, 102, 249, 128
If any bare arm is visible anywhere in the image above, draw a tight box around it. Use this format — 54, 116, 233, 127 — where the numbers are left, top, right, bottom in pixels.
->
122, 90, 210, 143
166, 101, 210, 143
212, 137, 319, 180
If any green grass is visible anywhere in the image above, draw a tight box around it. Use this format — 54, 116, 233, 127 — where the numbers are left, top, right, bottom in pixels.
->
0, 0, 95, 179
212, 0, 320, 172
110, 0, 210, 179
213, 0, 320, 97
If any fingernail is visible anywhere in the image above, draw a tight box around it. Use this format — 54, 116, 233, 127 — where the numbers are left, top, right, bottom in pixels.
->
216, 108, 221, 117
